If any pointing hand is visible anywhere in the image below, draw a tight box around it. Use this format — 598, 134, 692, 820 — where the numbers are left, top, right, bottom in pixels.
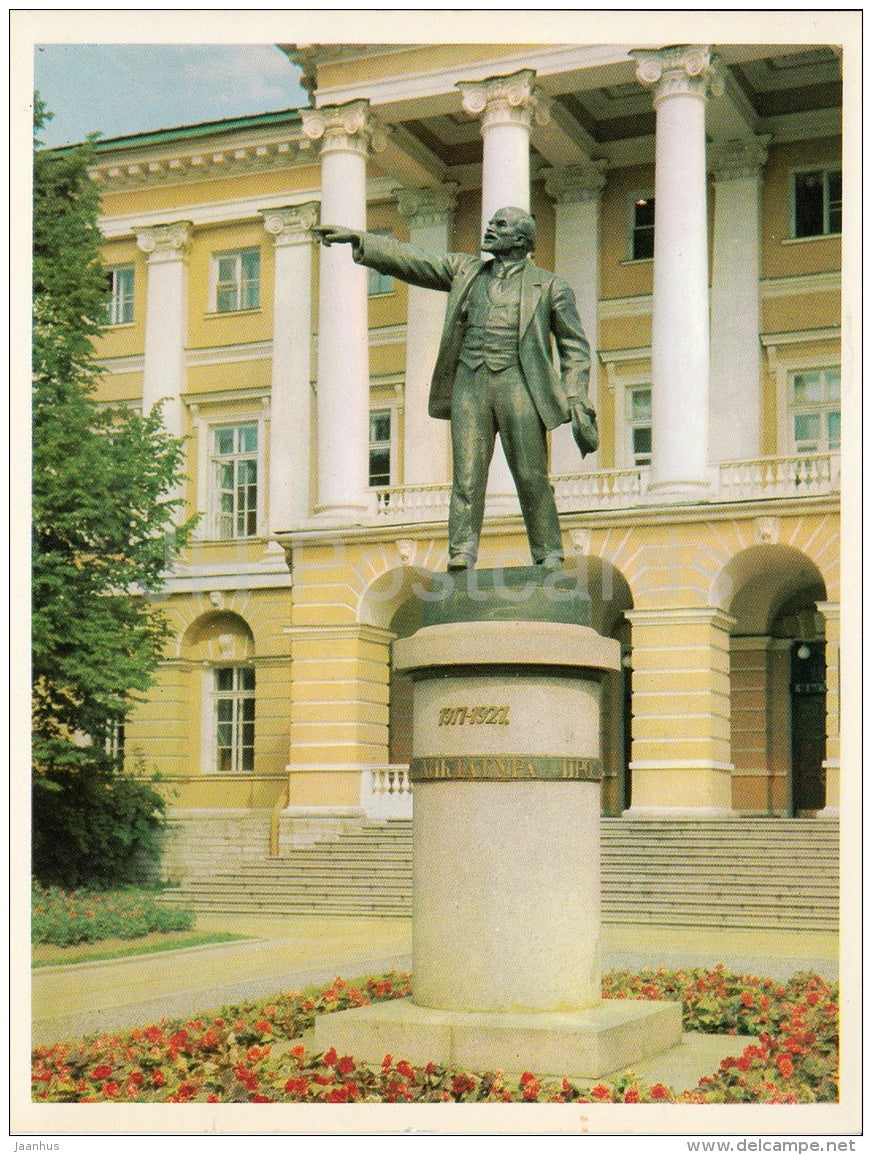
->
312, 225, 361, 247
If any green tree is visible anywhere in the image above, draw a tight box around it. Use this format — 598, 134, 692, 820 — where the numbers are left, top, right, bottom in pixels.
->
32, 97, 194, 887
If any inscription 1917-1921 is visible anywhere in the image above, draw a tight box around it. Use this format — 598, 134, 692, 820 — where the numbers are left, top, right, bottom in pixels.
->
437, 706, 510, 726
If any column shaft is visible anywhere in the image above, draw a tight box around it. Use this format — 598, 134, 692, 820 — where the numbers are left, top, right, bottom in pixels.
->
634, 46, 720, 498
303, 102, 380, 521
458, 69, 546, 502
136, 221, 192, 440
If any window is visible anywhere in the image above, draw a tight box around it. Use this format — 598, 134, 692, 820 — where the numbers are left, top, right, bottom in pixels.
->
630, 197, 655, 260
103, 720, 125, 768
369, 409, 392, 487
627, 386, 652, 466
214, 666, 255, 773
105, 265, 134, 325
789, 368, 840, 454
213, 248, 260, 312
213, 423, 258, 538
793, 169, 841, 238
368, 229, 394, 295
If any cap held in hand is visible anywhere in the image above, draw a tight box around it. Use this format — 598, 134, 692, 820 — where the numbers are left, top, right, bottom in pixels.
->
571, 404, 599, 458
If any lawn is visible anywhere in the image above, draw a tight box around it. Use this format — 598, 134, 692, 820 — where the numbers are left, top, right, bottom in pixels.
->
32, 931, 248, 968
31, 966, 838, 1104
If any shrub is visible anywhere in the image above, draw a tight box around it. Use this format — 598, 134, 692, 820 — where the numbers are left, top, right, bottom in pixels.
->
32, 882, 194, 946
32, 763, 167, 890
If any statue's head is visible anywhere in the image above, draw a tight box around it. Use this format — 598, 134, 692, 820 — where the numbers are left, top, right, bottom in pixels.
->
482, 207, 536, 256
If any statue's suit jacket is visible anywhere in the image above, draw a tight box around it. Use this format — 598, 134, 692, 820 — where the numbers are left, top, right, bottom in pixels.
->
353, 233, 591, 430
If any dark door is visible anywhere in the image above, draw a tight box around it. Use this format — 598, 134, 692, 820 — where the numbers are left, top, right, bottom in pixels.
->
790, 641, 826, 813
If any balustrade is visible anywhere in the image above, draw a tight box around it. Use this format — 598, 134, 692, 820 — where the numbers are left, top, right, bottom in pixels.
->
360, 764, 413, 819
366, 454, 838, 526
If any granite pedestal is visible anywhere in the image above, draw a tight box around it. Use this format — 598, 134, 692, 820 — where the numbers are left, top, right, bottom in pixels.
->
314, 568, 683, 1076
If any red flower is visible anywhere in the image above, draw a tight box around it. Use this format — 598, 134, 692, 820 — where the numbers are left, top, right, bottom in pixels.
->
255, 1020, 272, 1034
336, 1055, 356, 1076
151, 1069, 166, 1087
284, 1077, 309, 1096
777, 1054, 794, 1078
101, 1081, 120, 1098
624, 1087, 640, 1103
323, 1047, 338, 1066
91, 1065, 113, 1081
741, 991, 754, 1008
328, 1085, 351, 1102
128, 1071, 145, 1086
290, 1044, 306, 1062
381, 1054, 394, 1070
396, 1059, 415, 1080
519, 1071, 536, 1085
200, 1030, 220, 1051
591, 1083, 612, 1101
168, 1030, 188, 1049
650, 1083, 671, 1100
144, 1026, 164, 1044
252, 1094, 274, 1103
176, 1081, 198, 1100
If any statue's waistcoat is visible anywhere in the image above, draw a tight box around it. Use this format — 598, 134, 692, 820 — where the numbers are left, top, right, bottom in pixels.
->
458, 266, 522, 372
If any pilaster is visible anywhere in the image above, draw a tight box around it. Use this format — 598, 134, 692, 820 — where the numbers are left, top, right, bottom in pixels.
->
545, 161, 608, 475
709, 136, 770, 462
261, 202, 319, 531
395, 186, 458, 488
816, 601, 840, 815
624, 606, 735, 816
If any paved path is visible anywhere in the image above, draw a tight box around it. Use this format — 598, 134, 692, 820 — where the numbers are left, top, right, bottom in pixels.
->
31, 912, 839, 1048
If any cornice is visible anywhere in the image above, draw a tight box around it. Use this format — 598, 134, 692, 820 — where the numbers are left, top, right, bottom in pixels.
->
90, 124, 312, 192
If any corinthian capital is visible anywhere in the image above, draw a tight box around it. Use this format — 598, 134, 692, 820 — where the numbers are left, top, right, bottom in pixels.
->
544, 160, 609, 205
301, 100, 387, 157
457, 68, 550, 132
632, 45, 723, 104
261, 201, 320, 245
395, 184, 459, 228
135, 220, 193, 259
709, 135, 771, 181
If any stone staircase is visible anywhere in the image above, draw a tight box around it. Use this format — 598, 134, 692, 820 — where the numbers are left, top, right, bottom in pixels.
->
162, 817, 839, 931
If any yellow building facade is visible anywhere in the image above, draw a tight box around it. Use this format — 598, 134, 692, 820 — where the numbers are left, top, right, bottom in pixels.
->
84, 42, 843, 877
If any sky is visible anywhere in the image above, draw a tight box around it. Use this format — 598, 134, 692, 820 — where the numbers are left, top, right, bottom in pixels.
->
33, 44, 308, 148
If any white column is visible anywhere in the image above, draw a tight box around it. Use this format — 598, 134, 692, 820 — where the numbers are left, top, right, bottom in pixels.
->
395, 186, 457, 487
458, 69, 548, 231
634, 46, 721, 499
545, 162, 608, 475
135, 220, 192, 440
709, 137, 769, 462
262, 202, 319, 531
458, 69, 548, 505
302, 101, 384, 522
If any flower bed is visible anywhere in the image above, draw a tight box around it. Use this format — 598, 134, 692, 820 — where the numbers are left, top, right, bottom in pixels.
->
32, 881, 194, 946
31, 967, 838, 1104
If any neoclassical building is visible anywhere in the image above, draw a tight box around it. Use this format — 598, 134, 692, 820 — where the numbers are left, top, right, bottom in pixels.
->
83, 42, 844, 878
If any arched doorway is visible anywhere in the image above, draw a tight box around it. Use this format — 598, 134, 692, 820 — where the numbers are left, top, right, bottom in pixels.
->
714, 545, 827, 815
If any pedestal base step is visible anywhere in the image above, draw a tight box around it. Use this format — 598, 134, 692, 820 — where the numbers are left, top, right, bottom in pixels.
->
313, 997, 683, 1080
